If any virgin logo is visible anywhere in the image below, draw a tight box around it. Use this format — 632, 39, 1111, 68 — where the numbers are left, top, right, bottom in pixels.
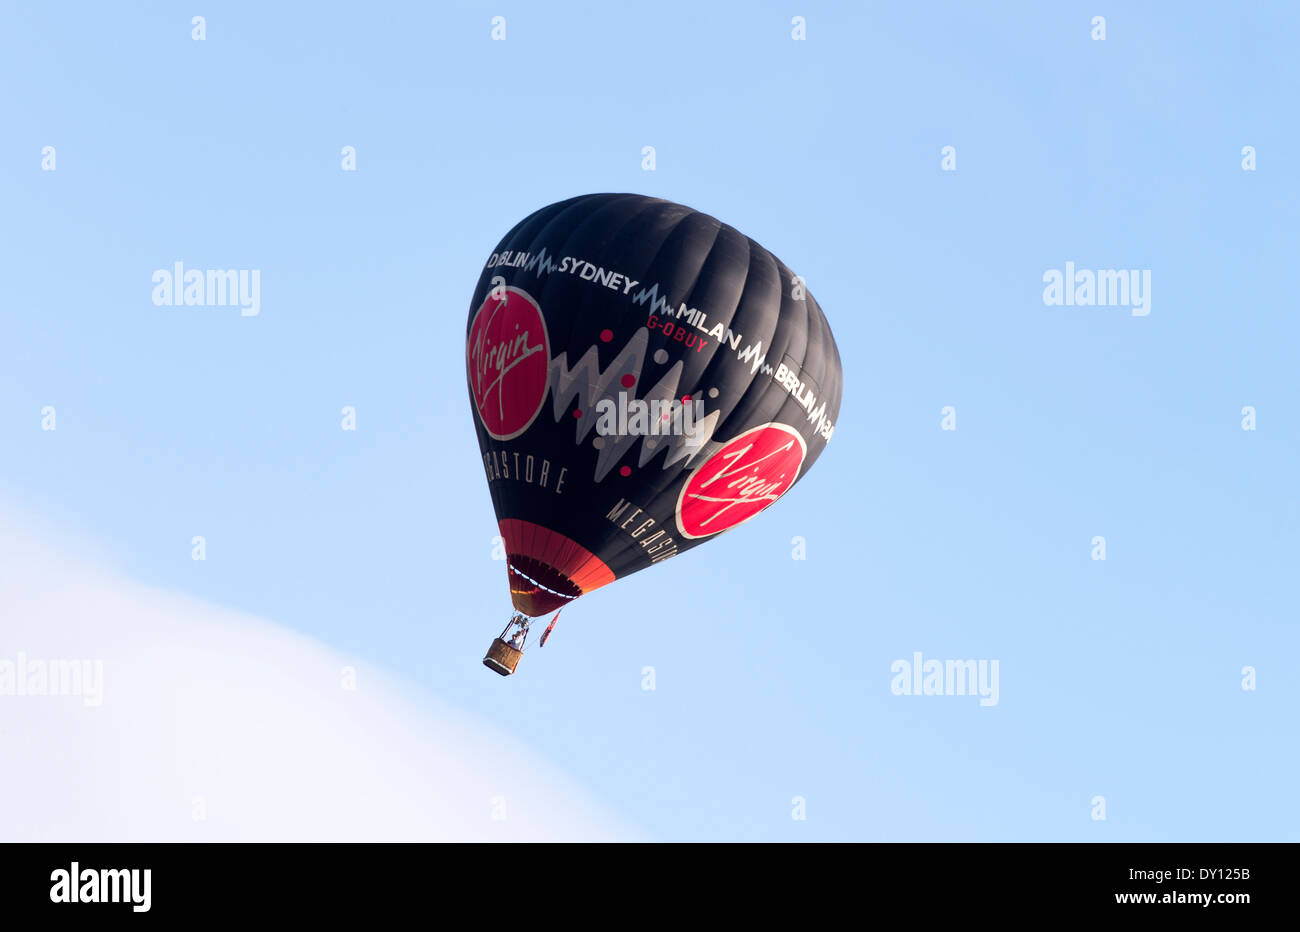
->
675, 423, 807, 539
467, 286, 550, 440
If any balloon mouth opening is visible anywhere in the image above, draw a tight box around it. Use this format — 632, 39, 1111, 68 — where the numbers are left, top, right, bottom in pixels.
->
496, 518, 617, 615
507, 556, 583, 616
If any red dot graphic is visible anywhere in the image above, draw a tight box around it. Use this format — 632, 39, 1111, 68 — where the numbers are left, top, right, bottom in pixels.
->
619, 466, 632, 477
620, 374, 635, 388
573, 409, 583, 418
600, 329, 614, 342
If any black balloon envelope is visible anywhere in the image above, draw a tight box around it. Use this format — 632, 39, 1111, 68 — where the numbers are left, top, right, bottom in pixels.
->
466, 193, 842, 623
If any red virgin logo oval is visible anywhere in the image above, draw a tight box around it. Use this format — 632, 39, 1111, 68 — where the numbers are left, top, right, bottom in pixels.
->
675, 422, 808, 539
467, 287, 551, 440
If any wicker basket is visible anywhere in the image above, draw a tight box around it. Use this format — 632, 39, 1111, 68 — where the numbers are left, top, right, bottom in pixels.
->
482, 638, 523, 676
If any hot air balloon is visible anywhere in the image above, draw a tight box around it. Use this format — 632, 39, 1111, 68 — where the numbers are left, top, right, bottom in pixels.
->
467, 194, 842, 675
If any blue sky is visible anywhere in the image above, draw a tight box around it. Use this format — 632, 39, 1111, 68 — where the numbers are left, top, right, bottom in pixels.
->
2, 1, 1296, 840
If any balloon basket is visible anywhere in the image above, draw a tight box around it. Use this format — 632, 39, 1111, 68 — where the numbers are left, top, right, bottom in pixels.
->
482, 638, 523, 676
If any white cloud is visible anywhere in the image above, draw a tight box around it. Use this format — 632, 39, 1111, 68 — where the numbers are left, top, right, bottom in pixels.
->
0, 513, 634, 841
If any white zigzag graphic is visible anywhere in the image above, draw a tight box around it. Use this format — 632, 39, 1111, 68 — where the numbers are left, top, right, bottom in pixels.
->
549, 328, 722, 482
